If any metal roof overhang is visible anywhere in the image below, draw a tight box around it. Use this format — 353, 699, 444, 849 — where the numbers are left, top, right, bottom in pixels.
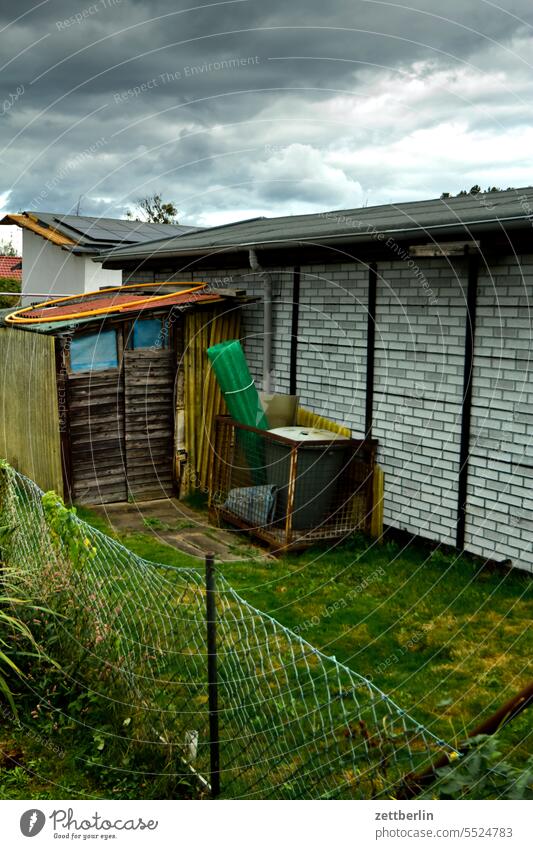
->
100, 214, 532, 267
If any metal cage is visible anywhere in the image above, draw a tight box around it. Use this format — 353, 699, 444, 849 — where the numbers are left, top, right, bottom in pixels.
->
208, 416, 378, 551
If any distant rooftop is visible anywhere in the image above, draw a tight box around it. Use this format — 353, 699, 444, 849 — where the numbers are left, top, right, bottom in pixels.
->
0, 255, 21, 280
97, 187, 533, 265
1, 211, 202, 255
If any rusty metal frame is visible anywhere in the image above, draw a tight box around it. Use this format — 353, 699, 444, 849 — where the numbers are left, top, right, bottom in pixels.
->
209, 416, 378, 552
398, 679, 533, 799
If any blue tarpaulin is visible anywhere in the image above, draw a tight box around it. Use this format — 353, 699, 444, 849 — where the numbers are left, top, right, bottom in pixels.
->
133, 318, 166, 349
70, 330, 118, 372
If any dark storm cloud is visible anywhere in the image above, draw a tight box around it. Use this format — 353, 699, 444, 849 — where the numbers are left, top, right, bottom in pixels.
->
0, 0, 532, 221
3, 1, 532, 94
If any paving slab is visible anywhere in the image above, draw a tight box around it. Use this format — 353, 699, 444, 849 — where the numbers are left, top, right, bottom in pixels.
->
89, 498, 269, 563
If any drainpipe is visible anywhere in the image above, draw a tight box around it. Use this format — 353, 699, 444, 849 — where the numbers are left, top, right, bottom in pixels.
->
456, 249, 479, 550
249, 248, 272, 392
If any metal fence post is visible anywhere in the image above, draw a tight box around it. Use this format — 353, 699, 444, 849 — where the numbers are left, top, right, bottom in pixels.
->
205, 553, 220, 798
284, 445, 298, 546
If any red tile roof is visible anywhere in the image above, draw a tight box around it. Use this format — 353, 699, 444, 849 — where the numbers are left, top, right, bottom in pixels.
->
20, 289, 222, 321
0, 255, 21, 280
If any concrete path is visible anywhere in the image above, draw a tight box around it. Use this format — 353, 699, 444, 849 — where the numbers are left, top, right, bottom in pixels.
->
90, 497, 269, 563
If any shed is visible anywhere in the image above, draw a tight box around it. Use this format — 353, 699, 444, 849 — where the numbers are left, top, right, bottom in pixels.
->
97, 187, 533, 573
0, 282, 245, 504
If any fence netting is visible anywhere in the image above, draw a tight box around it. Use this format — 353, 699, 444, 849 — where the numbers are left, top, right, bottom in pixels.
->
0, 464, 458, 799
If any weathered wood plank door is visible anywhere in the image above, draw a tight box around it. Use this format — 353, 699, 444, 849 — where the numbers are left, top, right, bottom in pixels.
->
68, 370, 127, 504
123, 349, 176, 500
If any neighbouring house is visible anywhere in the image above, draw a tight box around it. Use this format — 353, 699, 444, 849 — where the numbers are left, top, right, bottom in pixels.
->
0, 282, 245, 503
0, 255, 22, 281
98, 188, 533, 573
0, 212, 200, 304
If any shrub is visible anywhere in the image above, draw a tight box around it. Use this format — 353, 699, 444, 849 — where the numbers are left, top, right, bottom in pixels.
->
0, 277, 20, 309
424, 735, 533, 800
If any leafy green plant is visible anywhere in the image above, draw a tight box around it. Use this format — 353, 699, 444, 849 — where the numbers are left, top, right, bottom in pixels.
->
0, 276, 20, 309
0, 765, 32, 799
425, 735, 533, 800
41, 491, 97, 568
143, 517, 166, 530
0, 582, 37, 713
0, 469, 46, 714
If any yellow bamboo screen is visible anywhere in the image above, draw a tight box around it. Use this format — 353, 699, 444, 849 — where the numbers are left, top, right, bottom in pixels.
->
296, 406, 351, 437
0, 328, 63, 495
183, 306, 241, 493
183, 317, 384, 542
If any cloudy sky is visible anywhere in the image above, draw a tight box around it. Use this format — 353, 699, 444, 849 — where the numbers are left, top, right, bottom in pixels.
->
1, 0, 532, 245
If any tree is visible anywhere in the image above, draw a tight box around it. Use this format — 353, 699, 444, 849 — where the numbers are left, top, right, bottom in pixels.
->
0, 239, 18, 257
126, 193, 179, 224
441, 185, 514, 199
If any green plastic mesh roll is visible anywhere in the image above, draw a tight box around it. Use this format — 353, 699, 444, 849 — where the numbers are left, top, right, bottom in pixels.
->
207, 339, 269, 429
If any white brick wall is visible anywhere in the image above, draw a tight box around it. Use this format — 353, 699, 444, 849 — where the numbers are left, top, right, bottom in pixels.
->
465, 254, 533, 572
297, 263, 368, 433
373, 258, 467, 545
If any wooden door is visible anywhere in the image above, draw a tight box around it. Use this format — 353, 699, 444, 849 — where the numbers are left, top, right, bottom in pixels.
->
68, 369, 127, 504
123, 349, 176, 500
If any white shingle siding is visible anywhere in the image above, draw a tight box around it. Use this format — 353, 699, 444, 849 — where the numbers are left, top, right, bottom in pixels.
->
465, 254, 533, 573
372, 259, 466, 546
126, 251, 532, 572
296, 263, 368, 433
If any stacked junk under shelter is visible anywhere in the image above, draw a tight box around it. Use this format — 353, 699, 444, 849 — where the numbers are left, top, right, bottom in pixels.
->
0, 282, 382, 551
206, 339, 383, 551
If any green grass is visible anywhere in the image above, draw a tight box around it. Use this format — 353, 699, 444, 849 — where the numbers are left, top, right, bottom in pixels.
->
75, 505, 194, 569
76, 507, 533, 767
0, 715, 194, 800
0, 732, 130, 800
222, 538, 532, 743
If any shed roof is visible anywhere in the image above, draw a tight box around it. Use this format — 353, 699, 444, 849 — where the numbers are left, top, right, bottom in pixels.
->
20, 289, 221, 320
0, 282, 245, 334
98, 187, 533, 264
1, 211, 202, 255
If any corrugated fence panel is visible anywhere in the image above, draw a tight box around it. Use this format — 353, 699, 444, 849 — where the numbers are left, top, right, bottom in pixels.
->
0, 328, 63, 495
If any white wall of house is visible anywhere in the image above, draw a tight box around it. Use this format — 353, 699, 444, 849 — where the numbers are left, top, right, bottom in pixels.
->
125, 252, 532, 574
466, 255, 533, 567
22, 230, 84, 303
22, 230, 121, 304
83, 254, 121, 292
371, 258, 466, 548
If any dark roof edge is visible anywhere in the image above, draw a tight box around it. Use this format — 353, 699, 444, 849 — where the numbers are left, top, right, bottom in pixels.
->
100, 213, 531, 266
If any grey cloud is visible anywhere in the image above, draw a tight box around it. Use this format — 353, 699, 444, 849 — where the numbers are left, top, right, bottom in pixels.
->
0, 0, 531, 219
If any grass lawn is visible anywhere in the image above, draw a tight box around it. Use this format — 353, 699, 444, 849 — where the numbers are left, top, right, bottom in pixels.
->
0, 731, 149, 800
77, 506, 533, 769
222, 537, 533, 762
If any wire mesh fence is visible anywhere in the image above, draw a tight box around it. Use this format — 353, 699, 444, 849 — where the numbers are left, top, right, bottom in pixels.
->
209, 416, 378, 551
0, 462, 458, 799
